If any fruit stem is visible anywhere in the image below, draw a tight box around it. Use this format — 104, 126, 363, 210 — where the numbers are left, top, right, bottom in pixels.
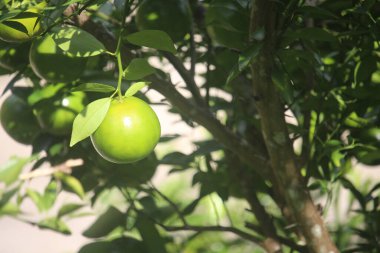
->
115, 31, 124, 99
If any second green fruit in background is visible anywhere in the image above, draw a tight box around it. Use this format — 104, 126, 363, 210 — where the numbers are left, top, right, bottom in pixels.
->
29, 33, 87, 82
34, 91, 87, 136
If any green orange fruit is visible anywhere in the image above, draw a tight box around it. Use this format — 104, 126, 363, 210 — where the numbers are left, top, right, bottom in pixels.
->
34, 90, 87, 136
205, 0, 250, 50
91, 96, 161, 164
0, 1, 45, 43
0, 41, 30, 71
29, 33, 87, 82
136, 0, 192, 42
0, 93, 40, 144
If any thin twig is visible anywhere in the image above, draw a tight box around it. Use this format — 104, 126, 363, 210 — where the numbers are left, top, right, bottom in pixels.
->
158, 224, 264, 246
148, 182, 188, 226
19, 159, 84, 180
162, 52, 207, 108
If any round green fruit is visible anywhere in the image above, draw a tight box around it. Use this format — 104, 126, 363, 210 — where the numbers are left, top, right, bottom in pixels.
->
136, 0, 192, 42
205, 0, 250, 50
0, 1, 45, 43
91, 96, 161, 164
0, 93, 40, 144
0, 41, 30, 71
29, 33, 87, 82
34, 90, 87, 136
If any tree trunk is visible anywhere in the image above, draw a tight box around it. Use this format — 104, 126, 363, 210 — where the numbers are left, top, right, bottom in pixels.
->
249, 0, 339, 252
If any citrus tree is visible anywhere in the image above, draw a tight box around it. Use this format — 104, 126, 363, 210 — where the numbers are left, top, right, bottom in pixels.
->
0, 0, 380, 252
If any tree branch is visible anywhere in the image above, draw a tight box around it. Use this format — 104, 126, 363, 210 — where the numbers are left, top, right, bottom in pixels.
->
149, 75, 271, 180
159, 224, 264, 246
249, 0, 339, 252
161, 52, 207, 108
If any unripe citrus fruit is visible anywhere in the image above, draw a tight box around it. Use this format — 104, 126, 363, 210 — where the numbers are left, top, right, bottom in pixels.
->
136, 0, 192, 42
0, 93, 40, 144
0, 41, 30, 71
0, 1, 45, 43
91, 96, 161, 164
29, 33, 87, 82
34, 90, 87, 136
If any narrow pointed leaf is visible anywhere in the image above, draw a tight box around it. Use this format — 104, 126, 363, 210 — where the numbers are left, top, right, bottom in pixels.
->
61, 175, 85, 199
72, 83, 116, 93
82, 206, 125, 238
126, 30, 176, 54
124, 82, 150, 97
70, 97, 111, 147
0, 156, 32, 186
123, 58, 156, 80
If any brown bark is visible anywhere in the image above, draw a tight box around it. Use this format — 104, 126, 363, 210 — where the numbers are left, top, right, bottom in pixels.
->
249, 0, 339, 252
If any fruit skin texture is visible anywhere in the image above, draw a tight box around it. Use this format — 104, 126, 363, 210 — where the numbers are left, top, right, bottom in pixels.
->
34, 91, 87, 136
29, 33, 87, 82
0, 2, 45, 43
91, 97, 161, 164
205, 0, 250, 50
0, 94, 40, 144
136, 0, 192, 42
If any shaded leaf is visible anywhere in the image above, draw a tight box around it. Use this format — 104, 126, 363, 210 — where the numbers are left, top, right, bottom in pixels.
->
83, 206, 125, 238
340, 177, 366, 209
226, 43, 262, 84
28, 83, 65, 106
123, 58, 156, 80
126, 30, 176, 54
72, 83, 115, 93
136, 214, 167, 253
284, 28, 338, 42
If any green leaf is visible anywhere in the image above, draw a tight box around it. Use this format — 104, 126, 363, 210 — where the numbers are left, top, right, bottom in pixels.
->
284, 28, 338, 42
182, 198, 201, 216
78, 242, 113, 253
354, 55, 377, 84
78, 237, 147, 253
123, 58, 156, 80
50, 26, 106, 57
58, 203, 84, 217
226, 43, 262, 84
126, 30, 176, 54
0, 202, 20, 216
124, 82, 150, 97
340, 177, 366, 209
70, 97, 111, 147
72, 83, 116, 93
28, 83, 66, 105
136, 215, 167, 253
0, 187, 19, 209
0, 156, 31, 186
38, 217, 71, 235
82, 206, 125, 238
41, 180, 58, 211
26, 189, 44, 212
296, 6, 338, 19
60, 175, 85, 199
